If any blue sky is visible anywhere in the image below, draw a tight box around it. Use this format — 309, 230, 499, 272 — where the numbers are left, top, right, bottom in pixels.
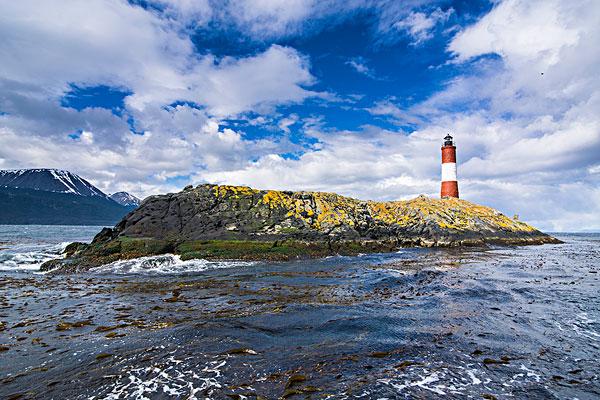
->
0, 0, 599, 231
61, 1, 488, 135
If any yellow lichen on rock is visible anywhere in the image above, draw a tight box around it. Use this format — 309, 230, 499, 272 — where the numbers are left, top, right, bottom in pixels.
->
262, 190, 292, 209
397, 196, 536, 232
367, 202, 413, 227
313, 193, 359, 229
213, 184, 259, 199
215, 184, 537, 234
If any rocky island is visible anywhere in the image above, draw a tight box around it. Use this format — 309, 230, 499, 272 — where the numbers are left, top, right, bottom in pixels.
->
43, 184, 560, 272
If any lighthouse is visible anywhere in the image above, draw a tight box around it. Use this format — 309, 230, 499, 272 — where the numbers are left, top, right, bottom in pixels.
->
441, 134, 459, 198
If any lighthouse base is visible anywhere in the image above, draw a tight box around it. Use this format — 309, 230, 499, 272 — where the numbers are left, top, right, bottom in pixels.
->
441, 181, 459, 198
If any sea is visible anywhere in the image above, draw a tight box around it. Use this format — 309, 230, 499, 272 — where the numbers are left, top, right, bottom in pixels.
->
0, 225, 598, 399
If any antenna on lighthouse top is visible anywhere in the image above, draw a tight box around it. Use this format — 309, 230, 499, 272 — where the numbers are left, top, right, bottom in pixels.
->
443, 134, 454, 147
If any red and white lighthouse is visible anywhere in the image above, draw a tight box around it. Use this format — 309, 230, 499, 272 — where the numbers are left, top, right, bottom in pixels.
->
441, 134, 459, 198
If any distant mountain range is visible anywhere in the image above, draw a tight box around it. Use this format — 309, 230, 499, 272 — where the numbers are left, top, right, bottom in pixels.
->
0, 169, 140, 225
110, 191, 141, 207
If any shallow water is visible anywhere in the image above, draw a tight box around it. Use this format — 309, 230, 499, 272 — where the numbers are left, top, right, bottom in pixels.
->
0, 227, 599, 399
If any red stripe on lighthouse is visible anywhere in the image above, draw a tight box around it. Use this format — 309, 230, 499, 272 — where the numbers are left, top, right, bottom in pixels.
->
441, 135, 459, 199
441, 181, 459, 198
441, 147, 456, 163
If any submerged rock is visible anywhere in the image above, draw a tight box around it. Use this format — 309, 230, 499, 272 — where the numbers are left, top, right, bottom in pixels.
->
45, 184, 560, 271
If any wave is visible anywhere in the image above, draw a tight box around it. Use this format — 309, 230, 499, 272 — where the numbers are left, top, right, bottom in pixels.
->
0, 242, 70, 271
89, 254, 255, 275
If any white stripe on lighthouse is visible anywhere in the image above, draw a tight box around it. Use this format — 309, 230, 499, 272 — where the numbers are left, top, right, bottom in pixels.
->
441, 162, 457, 182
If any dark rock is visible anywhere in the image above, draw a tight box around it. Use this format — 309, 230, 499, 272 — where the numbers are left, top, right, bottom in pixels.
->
286, 374, 307, 388
64, 242, 87, 257
483, 357, 510, 365
394, 361, 420, 369
93, 228, 116, 243
369, 351, 390, 358
223, 348, 258, 355
482, 394, 498, 400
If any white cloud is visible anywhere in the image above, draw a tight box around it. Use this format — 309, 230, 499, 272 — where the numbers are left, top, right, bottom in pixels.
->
0, 109, 297, 199
278, 114, 299, 134
347, 60, 371, 76
393, 7, 453, 45
449, 0, 579, 68
149, 0, 212, 26
367, 99, 424, 125
0, 0, 319, 117
203, 127, 442, 200
80, 131, 94, 145
224, 0, 316, 38
0, 0, 192, 96
345, 57, 383, 80
187, 45, 317, 116
440, 0, 598, 120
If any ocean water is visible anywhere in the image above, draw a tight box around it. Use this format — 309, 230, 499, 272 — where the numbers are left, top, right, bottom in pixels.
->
0, 226, 599, 399
0, 225, 105, 271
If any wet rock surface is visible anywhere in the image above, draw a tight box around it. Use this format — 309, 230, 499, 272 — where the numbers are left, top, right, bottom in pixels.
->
1, 234, 598, 399
49, 185, 560, 271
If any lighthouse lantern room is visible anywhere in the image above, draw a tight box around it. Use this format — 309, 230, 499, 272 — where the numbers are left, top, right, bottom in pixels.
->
441, 134, 459, 198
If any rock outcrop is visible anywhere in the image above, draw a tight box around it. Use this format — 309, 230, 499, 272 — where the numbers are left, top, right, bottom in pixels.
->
44, 184, 560, 271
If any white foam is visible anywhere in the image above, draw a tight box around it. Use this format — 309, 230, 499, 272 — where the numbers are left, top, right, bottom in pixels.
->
89, 254, 254, 275
381, 371, 447, 395
571, 312, 600, 340
96, 354, 227, 400
466, 369, 481, 385
0, 241, 69, 271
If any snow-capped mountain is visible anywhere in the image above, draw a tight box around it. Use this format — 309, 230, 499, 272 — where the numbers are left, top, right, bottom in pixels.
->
0, 169, 134, 225
110, 192, 141, 207
0, 169, 109, 198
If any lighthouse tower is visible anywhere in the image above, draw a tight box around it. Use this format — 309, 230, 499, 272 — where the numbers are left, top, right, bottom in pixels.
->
441, 134, 459, 198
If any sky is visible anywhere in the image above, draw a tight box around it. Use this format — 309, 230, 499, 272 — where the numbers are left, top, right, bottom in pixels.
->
0, 0, 599, 232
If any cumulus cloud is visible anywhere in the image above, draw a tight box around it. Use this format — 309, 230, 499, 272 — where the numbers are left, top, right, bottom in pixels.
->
0, 0, 191, 96
188, 45, 317, 116
0, 110, 297, 198
0, 0, 319, 115
449, 0, 579, 67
